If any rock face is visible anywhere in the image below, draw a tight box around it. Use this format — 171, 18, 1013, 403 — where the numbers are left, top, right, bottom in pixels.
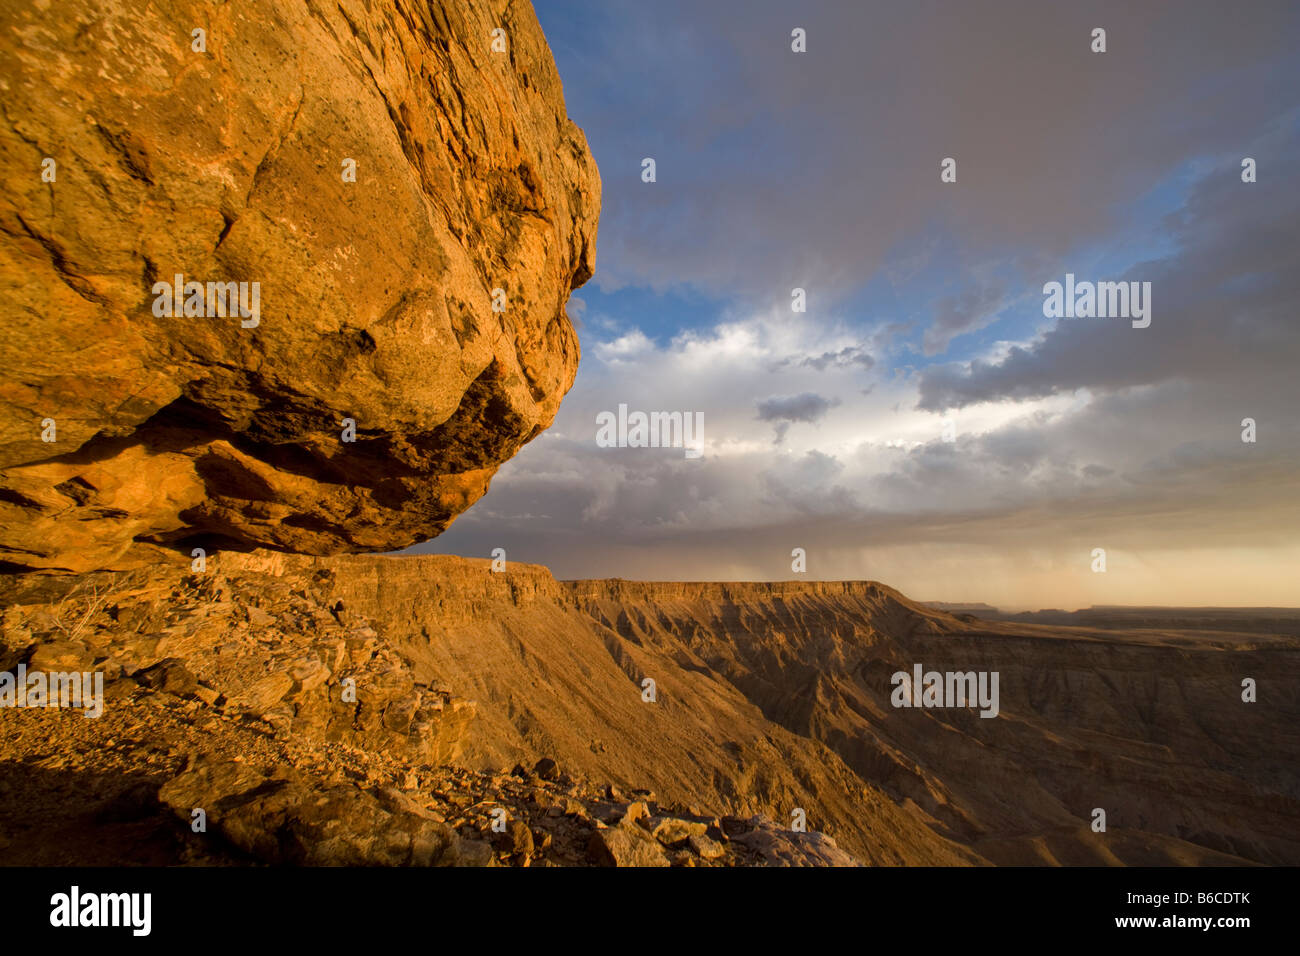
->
0, 0, 599, 572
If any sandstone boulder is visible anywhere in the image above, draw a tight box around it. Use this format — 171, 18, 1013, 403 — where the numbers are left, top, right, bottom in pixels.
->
0, 0, 599, 572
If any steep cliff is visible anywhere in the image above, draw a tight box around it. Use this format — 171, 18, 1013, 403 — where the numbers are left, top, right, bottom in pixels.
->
0, 0, 598, 572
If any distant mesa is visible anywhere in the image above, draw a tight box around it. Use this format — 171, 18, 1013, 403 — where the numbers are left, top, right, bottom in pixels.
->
923, 601, 1002, 614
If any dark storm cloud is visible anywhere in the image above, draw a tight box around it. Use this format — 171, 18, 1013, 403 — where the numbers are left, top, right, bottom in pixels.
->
756, 391, 841, 443
801, 347, 875, 372
767, 345, 875, 375
563, 0, 1300, 318
756, 392, 840, 424
916, 121, 1300, 409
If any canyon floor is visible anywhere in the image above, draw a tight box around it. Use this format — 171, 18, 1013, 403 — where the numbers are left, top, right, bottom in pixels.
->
1, 552, 1296, 867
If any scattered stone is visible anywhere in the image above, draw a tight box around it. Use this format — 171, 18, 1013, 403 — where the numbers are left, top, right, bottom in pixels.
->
595, 800, 649, 826
230, 672, 293, 714
246, 606, 276, 629
493, 819, 534, 859
289, 658, 331, 693
586, 823, 671, 867
733, 821, 860, 867
443, 839, 496, 868
133, 658, 199, 698
28, 641, 95, 672
689, 834, 727, 860
648, 816, 709, 845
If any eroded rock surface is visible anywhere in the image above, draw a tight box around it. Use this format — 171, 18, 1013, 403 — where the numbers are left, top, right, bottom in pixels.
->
0, 0, 599, 572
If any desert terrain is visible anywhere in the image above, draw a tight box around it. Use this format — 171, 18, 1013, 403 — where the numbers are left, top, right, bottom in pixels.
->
2, 552, 1295, 866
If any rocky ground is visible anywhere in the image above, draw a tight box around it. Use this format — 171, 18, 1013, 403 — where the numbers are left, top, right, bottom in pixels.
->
4, 550, 1295, 867
0, 561, 856, 867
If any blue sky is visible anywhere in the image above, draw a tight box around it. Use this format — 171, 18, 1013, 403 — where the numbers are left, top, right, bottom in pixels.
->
414, 0, 1300, 609
534, 0, 1296, 367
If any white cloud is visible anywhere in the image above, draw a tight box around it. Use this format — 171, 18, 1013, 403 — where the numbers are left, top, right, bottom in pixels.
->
592, 328, 654, 362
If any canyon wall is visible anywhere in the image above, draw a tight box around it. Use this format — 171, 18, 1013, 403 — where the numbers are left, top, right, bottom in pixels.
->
226, 553, 1300, 864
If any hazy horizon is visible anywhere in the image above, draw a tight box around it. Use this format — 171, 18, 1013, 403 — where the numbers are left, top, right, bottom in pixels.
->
411, 0, 1300, 609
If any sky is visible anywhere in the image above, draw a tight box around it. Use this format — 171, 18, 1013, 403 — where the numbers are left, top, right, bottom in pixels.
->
413, 0, 1300, 610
